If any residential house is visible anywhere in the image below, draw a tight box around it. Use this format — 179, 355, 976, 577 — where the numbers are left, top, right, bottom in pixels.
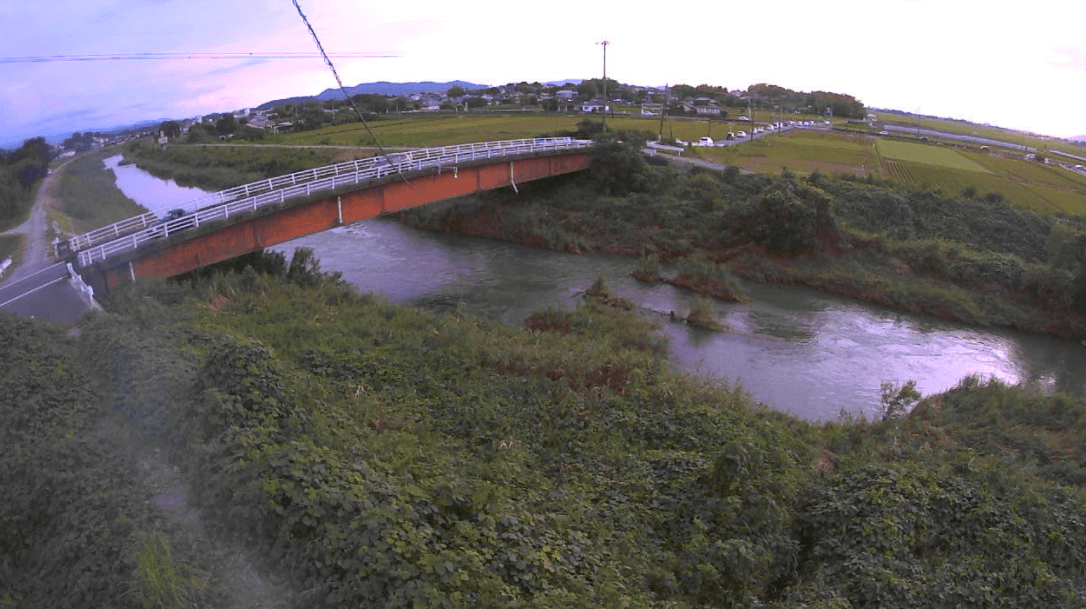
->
580, 100, 608, 113
248, 115, 275, 129
640, 102, 663, 116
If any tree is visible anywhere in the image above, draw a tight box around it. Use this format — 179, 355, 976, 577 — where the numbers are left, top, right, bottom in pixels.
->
577, 81, 599, 99
215, 114, 237, 136
159, 121, 181, 138
589, 137, 652, 196
62, 132, 94, 152
186, 123, 216, 143
465, 97, 487, 109
447, 85, 466, 98
11, 137, 49, 168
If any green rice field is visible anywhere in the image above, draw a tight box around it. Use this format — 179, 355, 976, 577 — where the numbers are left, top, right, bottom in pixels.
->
255, 114, 1086, 216
875, 138, 992, 173
874, 110, 1084, 157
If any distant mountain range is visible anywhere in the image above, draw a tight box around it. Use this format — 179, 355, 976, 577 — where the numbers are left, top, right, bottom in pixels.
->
1072, 135, 1086, 142
256, 81, 490, 110
315, 80, 488, 100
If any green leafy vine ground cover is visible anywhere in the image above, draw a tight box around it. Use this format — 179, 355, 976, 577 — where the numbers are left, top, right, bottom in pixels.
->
5, 252, 1083, 607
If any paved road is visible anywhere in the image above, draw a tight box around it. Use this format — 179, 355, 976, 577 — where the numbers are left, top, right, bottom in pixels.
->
882, 124, 1034, 152
0, 264, 96, 323
645, 151, 753, 174
0, 160, 98, 323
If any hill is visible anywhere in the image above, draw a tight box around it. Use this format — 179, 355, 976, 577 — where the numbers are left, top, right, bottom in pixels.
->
314, 80, 488, 101
255, 95, 320, 111
256, 81, 491, 111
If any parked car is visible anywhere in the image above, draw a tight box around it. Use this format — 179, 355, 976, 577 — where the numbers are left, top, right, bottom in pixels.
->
736, 131, 747, 138
151, 208, 189, 238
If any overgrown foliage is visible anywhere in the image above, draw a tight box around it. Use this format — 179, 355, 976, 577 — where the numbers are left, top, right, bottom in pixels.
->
5, 250, 1086, 607
0, 136, 50, 230
399, 140, 1086, 338
0, 314, 150, 607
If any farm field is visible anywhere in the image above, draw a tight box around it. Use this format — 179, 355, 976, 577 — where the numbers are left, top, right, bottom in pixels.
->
876, 109, 1084, 157
875, 138, 992, 172
694, 129, 877, 177
270, 114, 582, 147
254, 114, 1086, 215
268, 113, 796, 149
694, 129, 1086, 215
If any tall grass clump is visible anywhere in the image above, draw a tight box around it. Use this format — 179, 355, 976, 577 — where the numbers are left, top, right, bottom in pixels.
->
669, 257, 746, 302
685, 294, 724, 330
129, 533, 209, 609
631, 254, 662, 282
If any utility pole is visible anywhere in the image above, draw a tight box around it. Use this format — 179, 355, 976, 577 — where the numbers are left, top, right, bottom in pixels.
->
748, 97, 754, 143
597, 39, 609, 132
659, 83, 667, 140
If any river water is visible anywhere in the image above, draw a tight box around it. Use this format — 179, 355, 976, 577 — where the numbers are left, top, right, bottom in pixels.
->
104, 155, 207, 217
106, 158, 1086, 421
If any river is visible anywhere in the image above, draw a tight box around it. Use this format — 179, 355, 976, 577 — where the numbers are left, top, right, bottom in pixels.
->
106, 157, 1086, 421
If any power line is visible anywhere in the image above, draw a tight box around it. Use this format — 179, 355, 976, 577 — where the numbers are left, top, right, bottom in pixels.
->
0, 52, 396, 64
290, 0, 404, 182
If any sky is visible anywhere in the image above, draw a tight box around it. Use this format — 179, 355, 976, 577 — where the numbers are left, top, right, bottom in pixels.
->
2, 0, 1085, 148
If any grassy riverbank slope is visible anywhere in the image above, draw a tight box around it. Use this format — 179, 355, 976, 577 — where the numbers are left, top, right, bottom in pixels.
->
53, 150, 147, 234
3, 255, 1086, 607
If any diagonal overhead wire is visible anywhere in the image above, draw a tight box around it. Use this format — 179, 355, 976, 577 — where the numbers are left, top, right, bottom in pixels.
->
290, 0, 399, 169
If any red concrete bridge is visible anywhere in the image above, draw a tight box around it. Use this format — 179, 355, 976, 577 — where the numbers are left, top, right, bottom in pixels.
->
68, 138, 592, 293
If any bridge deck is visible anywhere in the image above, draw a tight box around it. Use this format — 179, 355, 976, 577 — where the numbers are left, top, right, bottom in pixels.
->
73, 138, 592, 292
72, 138, 591, 267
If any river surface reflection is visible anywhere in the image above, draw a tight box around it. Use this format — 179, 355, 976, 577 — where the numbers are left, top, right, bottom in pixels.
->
276, 220, 1086, 421
104, 155, 206, 217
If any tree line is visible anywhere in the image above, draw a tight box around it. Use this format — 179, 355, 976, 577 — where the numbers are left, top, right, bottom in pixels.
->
0, 137, 50, 228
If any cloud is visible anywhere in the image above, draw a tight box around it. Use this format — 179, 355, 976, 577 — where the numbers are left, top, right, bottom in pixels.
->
200, 57, 271, 77
1049, 45, 1086, 71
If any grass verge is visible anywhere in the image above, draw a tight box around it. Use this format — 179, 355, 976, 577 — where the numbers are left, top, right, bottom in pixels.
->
0, 234, 24, 278
54, 150, 147, 233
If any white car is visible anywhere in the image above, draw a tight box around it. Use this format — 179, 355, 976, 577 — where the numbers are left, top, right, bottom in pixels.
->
736, 131, 748, 138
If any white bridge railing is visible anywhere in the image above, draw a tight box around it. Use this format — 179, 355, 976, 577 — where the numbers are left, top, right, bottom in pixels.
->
73, 137, 591, 267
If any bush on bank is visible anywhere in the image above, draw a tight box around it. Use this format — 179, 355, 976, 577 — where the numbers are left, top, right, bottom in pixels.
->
398, 140, 1086, 338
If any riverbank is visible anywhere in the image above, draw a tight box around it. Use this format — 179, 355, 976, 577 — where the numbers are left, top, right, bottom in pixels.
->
54, 150, 147, 234
397, 142, 1086, 341
5, 257, 1086, 607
